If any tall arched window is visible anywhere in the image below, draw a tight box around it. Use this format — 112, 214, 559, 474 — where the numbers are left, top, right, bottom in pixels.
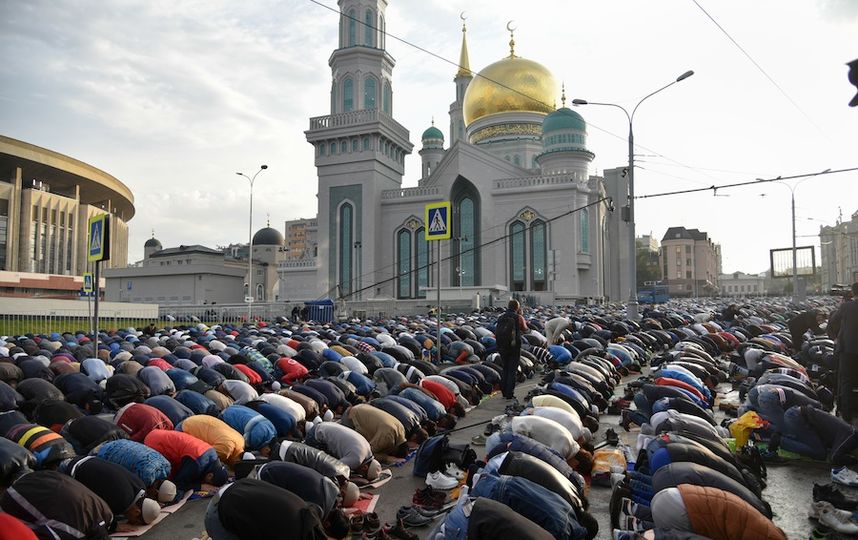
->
348, 9, 356, 46
383, 81, 392, 115
256, 283, 264, 302
364, 77, 376, 109
579, 208, 590, 254
452, 178, 480, 287
379, 15, 385, 48
416, 227, 428, 297
397, 229, 412, 298
364, 9, 375, 47
339, 203, 353, 296
343, 78, 353, 112
510, 221, 526, 291
531, 219, 547, 291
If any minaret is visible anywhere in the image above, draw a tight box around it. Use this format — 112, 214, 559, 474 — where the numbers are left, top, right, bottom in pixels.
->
305, 0, 414, 300
419, 118, 445, 181
449, 15, 473, 146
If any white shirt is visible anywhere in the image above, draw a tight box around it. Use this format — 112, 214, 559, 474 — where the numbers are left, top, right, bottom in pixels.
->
510, 415, 579, 458
259, 392, 306, 422
530, 406, 584, 441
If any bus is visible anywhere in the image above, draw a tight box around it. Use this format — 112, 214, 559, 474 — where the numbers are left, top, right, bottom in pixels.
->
637, 283, 669, 304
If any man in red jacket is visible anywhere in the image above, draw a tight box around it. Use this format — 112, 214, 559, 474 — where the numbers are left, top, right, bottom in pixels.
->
143, 430, 228, 491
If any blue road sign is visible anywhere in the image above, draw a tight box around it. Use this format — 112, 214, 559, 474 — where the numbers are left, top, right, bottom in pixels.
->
425, 202, 451, 241
83, 272, 94, 293
88, 214, 110, 262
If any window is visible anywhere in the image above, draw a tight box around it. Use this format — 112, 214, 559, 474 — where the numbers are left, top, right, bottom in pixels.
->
362, 137, 370, 151
256, 283, 264, 302
686, 258, 692, 266
379, 14, 385, 48
531, 220, 547, 291
579, 208, 589, 254
397, 229, 411, 298
330, 142, 337, 155
457, 197, 476, 286
351, 138, 358, 152
343, 78, 354, 112
686, 270, 692, 278
338, 203, 353, 296
513, 154, 521, 166
340, 140, 347, 153
319, 143, 326, 156
676, 271, 682, 279
383, 81, 392, 114
685, 245, 691, 253
364, 77, 376, 109
416, 227, 428, 297
364, 9, 375, 47
347, 9, 356, 46
510, 221, 525, 291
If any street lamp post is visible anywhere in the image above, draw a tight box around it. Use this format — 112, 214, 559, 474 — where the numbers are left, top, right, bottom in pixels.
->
573, 70, 693, 321
770, 175, 817, 304
236, 165, 269, 324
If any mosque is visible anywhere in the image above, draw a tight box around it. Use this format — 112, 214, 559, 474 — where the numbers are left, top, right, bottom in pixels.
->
279, 0, 632, 309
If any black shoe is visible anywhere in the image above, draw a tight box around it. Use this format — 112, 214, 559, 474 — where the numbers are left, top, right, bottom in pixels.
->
813, 482, 858, 511
609, 480, 631, 530
605, 428, 620, 446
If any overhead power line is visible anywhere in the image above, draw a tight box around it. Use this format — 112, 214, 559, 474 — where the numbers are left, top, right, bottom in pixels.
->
635, 166, 857, 200
690, 0, 828, 139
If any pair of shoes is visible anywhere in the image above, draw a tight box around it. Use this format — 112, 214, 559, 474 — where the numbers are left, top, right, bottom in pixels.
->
426, 471, 458, 490
353, 512, 381, 535
832, 466, 858, 487
412, 487, 446, 509
396, 507, 433, 527
814, 482, 858, 511
605, 428, 620, 446
809, 500, 858, 534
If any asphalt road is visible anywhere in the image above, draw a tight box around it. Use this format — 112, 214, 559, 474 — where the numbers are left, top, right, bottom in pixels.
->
121, 374, 832, 540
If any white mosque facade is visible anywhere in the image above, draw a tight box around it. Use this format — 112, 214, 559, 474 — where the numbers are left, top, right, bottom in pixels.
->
279, 0, 632, 309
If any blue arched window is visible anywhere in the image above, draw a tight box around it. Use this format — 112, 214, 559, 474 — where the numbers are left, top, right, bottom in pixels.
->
397, 229, 412, 298
343, 78, 354, 112
579, 208, 590, 254
364, 9, 375, 47
416, 227, 428, 297
379, 14, 385, 48
348, 10, 356, 46
340, 140, 347, 153
339, 203, 353, 296
452, 178, 480, 287
510, 221, 525, 291
383, 81, 392, 115
364, 77, 376, 110
513, 154, 521, 166
531, 219, 547, 291
329, 142, 337, 155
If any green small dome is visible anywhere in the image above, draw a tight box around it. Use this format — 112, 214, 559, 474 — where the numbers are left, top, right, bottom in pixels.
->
422, 125, 444, 140
542, 107, 586, 133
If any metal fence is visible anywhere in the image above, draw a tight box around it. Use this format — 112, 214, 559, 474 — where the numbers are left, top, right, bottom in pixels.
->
0, 309, 159, 336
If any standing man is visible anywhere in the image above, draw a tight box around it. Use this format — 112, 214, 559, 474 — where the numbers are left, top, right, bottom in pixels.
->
830, 283, 858, 426
496, 299, 528, 400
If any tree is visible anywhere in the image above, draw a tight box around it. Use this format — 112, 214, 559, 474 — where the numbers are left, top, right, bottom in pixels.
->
636, 249, 660, 287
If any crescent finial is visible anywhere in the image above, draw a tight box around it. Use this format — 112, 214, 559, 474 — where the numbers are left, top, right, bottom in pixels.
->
506, 20, 516, 32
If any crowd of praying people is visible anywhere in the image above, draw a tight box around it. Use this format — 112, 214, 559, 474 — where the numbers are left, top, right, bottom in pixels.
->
0, 283, 856, 539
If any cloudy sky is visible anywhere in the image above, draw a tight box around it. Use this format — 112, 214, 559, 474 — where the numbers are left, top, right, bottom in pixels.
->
2, 0, 856, 273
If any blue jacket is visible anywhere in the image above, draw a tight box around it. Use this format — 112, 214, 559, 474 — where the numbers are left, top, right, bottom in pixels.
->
220, 405, 277, 450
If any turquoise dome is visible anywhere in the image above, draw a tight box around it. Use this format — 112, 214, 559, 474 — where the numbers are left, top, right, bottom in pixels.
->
542, 107, 586, 133
421, 126, 444, 140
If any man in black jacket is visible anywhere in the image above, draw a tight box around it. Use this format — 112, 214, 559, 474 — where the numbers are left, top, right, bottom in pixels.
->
787, 309, 826, 352
497, 300, 527, 400
830, 283, 858, 425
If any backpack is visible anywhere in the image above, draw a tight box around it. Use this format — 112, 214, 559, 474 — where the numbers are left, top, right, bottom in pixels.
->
496, 312, 519, 350
413, 434, 476, 478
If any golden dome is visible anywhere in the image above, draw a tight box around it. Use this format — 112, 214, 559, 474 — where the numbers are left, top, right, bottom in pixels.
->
463, 56, 557, 126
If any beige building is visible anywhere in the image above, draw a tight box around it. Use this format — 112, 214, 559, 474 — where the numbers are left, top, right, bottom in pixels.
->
719, 271, 766, 297
284, 217, 318, 259
0, 135, 133, 297
820, 209, 858, 291
659, 226, 721, 297
105, 226, 288, 305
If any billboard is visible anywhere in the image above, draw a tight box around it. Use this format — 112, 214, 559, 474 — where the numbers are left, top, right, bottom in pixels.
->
769, 246, 816, 278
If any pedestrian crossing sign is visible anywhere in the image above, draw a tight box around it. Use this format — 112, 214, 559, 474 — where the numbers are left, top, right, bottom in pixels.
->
424, 202, 451, 241
83, 272, 94, 293
87, 214, 111, 262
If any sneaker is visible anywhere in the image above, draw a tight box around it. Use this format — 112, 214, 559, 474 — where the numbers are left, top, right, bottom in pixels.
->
622, 515, 650, 532
445, 463, 465, 480
832, 467, 858, 488
809, 527, 830, 540
814, 483, 858, 511
612, 530, 636, 540
809, 501, 858, 535
395, 507, 432, 528
620, 497, 637, 518
426, 471, 458, 490
605, 428, 620, 446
